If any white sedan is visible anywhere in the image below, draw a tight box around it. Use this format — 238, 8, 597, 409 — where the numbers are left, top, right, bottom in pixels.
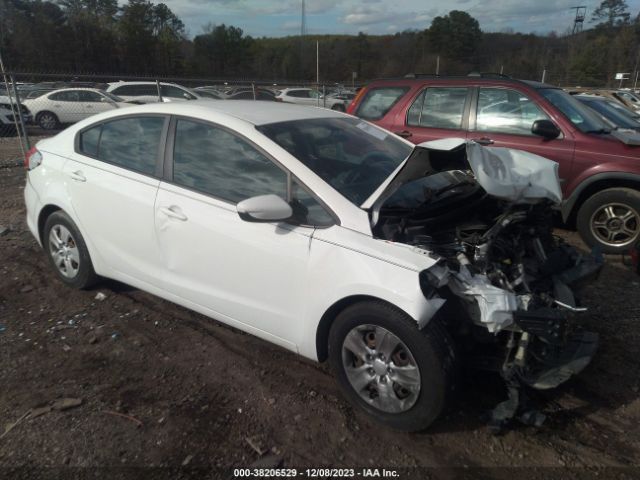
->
24, 101, 599, 431
23, 88, 132, 130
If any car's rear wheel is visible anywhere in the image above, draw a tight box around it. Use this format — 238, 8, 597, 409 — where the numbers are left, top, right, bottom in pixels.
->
328, 301, 456, 431
577, 188, 640, 254
43, 211, 98, 289
37, 111, 59, 130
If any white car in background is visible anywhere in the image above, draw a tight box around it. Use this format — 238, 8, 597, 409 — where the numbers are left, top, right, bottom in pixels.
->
106, 81, 209, 104
0, 96, 33, 135
23, 88, 131, 130
275, 87, 347, 110
24, 101, 599, 432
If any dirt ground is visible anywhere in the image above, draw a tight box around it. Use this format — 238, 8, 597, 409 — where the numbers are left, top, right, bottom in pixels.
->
1, 137, 640, 479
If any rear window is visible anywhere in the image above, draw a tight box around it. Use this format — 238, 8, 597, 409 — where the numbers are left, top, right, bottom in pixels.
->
355, 87, 409, 121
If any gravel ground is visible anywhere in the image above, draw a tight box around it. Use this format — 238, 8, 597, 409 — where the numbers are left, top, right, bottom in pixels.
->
1, 138, 640, 479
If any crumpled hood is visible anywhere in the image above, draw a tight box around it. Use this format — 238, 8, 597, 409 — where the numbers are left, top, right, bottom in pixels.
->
362, 138, 563, 217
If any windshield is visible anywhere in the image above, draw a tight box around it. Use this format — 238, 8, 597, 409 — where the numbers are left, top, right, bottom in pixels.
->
578, 97, 640, 130
539, 88, 609, 133
257, 117, 412, 205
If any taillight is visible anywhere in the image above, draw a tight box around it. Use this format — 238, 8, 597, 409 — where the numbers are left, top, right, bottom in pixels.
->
25, 146, 42, 171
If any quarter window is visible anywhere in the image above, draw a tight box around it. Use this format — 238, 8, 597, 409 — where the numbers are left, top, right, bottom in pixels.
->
172, 119, 287, 203
290, 181, 334, 227
356, 87, 409, 121
79, 125, 101, 157
476, 88, 550, 135
407, 87, 468, 129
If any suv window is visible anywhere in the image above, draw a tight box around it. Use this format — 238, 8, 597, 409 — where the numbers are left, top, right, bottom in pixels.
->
161, 85, 194, 100
288, 90, 310, 98
476, 88, 549, 135
113, 84, 158, 97
407, 87, 469, 129
97, 117, 164, 174
356, 87, 409, 121
173, 119, 287, 203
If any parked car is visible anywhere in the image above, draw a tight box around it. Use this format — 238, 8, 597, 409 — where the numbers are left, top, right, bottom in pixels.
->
0, 96, 32, 136
227, 89, 276, 101
575, 94, 640, 131
106, 81, 208, 104
23, 88, 132, 130
324, 91, 356, 111
24, 101, 600, 431
348, 74, 640, 253
275, 87, 322, 106
566, 88, 640, 114
192, 87, 228, 100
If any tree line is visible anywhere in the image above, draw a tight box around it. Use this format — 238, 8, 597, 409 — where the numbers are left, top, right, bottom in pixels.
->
1, 0, 639, 86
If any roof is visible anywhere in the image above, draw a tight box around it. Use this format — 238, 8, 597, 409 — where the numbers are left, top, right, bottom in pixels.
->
107, 81, 181, 87
106, 100, 345, 126
367, 75, 556, 89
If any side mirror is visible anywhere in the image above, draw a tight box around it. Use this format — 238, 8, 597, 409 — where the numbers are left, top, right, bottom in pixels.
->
236, 194, 292, 223
532, 119, 561, 139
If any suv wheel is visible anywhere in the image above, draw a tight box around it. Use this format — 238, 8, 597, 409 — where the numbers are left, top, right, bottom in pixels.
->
328, 301, 456, 431
577, 188, 640, 254
44, 211, 98, 289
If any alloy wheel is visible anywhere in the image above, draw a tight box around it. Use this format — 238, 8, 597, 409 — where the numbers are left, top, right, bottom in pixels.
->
590, 202, 639, 248
48, 224, 80, 278
39, 113, 57, 130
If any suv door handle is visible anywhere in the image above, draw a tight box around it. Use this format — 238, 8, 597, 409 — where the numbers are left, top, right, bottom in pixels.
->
159, 206, 188, 221
395, 130, 413, 139
474, 137, 494, 146
69, 171, 86, 182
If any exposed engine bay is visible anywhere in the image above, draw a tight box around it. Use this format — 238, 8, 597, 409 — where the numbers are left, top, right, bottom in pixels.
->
370, 139, 603, 431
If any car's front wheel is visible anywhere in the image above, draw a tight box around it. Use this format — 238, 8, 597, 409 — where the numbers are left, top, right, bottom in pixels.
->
328, 301, 456, 431
576, 188, 640, 254
43, 211, 98, 289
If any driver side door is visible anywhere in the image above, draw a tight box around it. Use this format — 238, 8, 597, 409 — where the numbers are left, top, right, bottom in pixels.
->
154, 117, 327, 348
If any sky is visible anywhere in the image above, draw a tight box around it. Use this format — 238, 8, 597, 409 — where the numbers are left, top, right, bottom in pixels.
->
162, 0, 640, 38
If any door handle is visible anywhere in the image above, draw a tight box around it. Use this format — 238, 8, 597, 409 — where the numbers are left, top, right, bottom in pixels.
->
395, 130, 413, 139
69, 171, 86, 182
159, 206, 188, 221
474, 137, 494, 146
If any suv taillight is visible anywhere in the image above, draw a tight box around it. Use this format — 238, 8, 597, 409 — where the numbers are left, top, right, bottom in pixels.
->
25, 146, 42, 171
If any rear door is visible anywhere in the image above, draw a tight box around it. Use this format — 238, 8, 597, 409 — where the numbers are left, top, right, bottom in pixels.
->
468, 87, 575, 186
77, 90, 117, 119
48, 91, 84, 123
398, 86, 472, 144
63, 115, 169, 286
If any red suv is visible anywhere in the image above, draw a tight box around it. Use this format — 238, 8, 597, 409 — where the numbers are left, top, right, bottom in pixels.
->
347, 74, 640, 253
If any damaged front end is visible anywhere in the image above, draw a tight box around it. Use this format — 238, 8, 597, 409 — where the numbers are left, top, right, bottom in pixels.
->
368, 138, 603, 431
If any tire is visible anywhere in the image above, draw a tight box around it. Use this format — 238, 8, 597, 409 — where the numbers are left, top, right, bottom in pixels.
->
576, 188, 640, 254
43, 211, 98, 289
37, 111, 59, 130
328, 301, 456, 431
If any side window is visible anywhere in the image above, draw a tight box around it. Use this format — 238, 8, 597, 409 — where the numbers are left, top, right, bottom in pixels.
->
112, 85, 133, 96
98, 117, 164, 175
476, 88, 550, 135
49, 91, 80, 102
407, 87, 468, 129
161, 85, 194, 100
288, 90, 306, 98
79, 125, 101, 157
173, 119, 287, 203
78, 91, 102, 102
355, 87, 409, 121
290, 180, 334, 227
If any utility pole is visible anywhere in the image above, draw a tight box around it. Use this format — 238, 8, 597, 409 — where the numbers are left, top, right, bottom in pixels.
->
300, 0, 306, 81
436, 55, 440, 75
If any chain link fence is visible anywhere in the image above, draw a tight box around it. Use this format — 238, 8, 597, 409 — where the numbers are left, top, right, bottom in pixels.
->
0, 72, 363, 162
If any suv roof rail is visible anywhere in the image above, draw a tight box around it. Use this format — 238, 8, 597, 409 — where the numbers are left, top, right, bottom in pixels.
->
467, 72, 512, 79
403, 73, 440, 78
